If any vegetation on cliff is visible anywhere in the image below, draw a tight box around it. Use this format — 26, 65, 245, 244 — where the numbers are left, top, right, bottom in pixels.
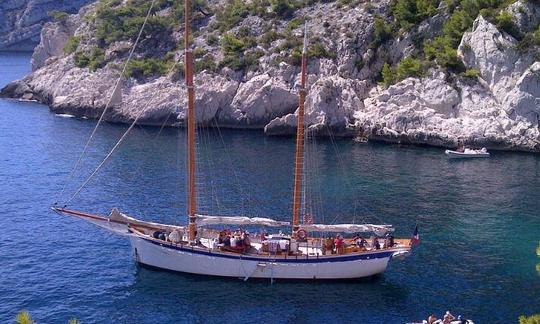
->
377, 0, 539, 85
68, 0, 346, 79
62, 0, 536, 85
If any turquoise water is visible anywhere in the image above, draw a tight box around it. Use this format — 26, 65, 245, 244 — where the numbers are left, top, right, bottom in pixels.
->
0, 52, 539, 323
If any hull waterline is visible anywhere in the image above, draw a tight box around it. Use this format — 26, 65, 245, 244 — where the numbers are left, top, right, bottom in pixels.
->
129, 235, 402, 280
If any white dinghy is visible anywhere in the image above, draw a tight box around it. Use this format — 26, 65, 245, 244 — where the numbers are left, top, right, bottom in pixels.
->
445, 147, 490, 158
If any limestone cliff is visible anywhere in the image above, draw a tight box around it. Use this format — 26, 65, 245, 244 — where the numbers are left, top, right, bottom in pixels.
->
2, 0, 540, 152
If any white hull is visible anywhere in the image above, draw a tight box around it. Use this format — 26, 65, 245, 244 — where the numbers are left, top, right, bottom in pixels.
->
129, 234, 403, 280
445, 150, 490, 158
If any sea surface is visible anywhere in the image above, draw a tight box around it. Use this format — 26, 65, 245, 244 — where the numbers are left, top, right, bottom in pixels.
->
0, 52, 539, 323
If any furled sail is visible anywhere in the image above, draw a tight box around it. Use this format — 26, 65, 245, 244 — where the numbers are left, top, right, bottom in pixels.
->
110, 208, 185, 232
195, 214, 290, 227
299, 223, 394, 235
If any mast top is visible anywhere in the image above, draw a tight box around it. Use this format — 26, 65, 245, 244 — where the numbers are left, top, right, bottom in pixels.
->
302, 22, 308, 54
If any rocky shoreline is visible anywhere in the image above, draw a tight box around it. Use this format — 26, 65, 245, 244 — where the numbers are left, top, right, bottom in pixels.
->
1, 0, 539, 152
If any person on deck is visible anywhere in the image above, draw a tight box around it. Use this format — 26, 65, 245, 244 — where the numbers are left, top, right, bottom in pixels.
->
223, 232, 231, 246
442, 311, 455, 324
371, 236, 380, 250
361, 237, 368, 250
384, 233, 395, 248
427, 314, 438, 324
242, 232, 251, 253
355, 235, 367, 248
218, 231, 225, 244
323, 237, 334, 255
236, 230, 244, 249
334, 234, 344, 254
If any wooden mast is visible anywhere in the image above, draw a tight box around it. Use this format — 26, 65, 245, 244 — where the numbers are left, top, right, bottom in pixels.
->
185, 0, 197, 241
292, 23, 308, 235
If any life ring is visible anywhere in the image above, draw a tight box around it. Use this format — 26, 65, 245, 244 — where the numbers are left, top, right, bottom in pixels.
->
296, 229, 308, 241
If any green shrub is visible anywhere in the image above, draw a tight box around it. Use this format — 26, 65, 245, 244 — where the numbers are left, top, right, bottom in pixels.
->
309, 42, 335, 59
63, 36, 80, 54
461, 68, 481, 78
372, 16, 393, 46
396, 57, 424, 79
479, 7, 498, 20
221, 33, 247, 54
286, 17, 304, 32
74, 52, 90, 68
73, 47, 106, 71
48, 10, 69, 22
244, 48, 265, 71
381, 57, 426, 86
16, 311, 33, 324
534, 25, 540, 45
206, 34, 219, 46
125, 58, 170, 78
271, 0, 295, 19
496, 11, 520, 39
195, 54, 218, 72
416, 0, 439, 17
381, 63, 396, 86
88, 47, 106, 71
213, 0, 249, 31
337, 0, 358, 7
392, 0, 418, 29
248, 0, 272, 16
219, 48, 264, 71
260, 30, 282, 48
519, 314, 540, 324
424, 36, 464, 71
516, 32, 534, 52
443, 10, 474, 47
286, 47, 303, 65
355, 58, 364, 71
174, 62, 185, 78
94, 0, 175, 45
219, 55, 247, 70
193, 47, 207, 58
391, 0, 439, 30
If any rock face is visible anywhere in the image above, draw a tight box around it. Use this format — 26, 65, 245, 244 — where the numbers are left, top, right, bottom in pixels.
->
357, 71, 539, 151
0, 0, 92, 51
220, 73, 297, 128
1, 0, 540, 152
459, 16, 540, 125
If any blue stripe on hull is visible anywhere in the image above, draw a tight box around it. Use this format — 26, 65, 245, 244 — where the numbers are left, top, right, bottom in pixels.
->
140, 237, 395, 263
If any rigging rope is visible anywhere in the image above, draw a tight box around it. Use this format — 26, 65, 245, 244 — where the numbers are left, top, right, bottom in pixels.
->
325, 124, 387, 226
212, 119, 248, 216
117, 112, 174, 201
66, 60, 178, 204
57, 0, 158, 204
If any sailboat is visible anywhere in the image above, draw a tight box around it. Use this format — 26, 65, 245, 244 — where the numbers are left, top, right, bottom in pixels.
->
52, 1, 413, 280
